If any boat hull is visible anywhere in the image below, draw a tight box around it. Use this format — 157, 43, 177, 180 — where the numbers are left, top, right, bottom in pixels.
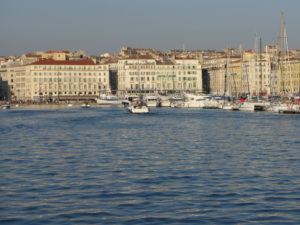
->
1, 105, 10, 110
127, 105, 150, 114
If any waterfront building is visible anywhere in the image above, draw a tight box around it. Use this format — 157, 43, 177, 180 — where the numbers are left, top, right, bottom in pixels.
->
0, 76, 9, 101
241, 50, 272, 97
1, 46, 300, 102
277, 57, 300, 95
203, 52, 242, 97
117, 55, 202, 94
117, 55, 157, 94
0, 58, 110, 102
172, 57, 202, 92
0, 65, 20, 101
202, 46, 300, 98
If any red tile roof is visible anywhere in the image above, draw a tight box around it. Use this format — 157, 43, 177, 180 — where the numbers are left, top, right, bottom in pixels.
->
30, 58, 96, 65
25, 53, 42, 58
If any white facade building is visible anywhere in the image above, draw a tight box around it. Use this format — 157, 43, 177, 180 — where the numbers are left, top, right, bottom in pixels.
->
0, 58, 110, 101
117, 55, 202, 94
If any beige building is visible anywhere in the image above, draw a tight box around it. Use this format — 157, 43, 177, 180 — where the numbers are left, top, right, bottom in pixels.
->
278, 57, 300, 95
203, 56, 241, 96
117, 55, 202, 94
203, 46, 300, 98
0, 65, 19, 101
1, 58, 110, 102
172, 57, 202, 92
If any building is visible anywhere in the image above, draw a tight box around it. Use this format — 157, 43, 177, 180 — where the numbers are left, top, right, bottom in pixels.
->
202, 46, 300, 98
117, 55, 157, 94
0, 58, 110, 102
117, 55, 202, 94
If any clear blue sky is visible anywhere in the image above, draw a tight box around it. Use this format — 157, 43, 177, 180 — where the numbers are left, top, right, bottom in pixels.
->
0, 0, 299, 56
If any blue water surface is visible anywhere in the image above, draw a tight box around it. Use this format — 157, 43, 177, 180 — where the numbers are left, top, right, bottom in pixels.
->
1, 105, 300, 224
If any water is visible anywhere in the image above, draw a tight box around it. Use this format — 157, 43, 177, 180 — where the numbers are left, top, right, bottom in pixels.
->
1, 106, 300, 224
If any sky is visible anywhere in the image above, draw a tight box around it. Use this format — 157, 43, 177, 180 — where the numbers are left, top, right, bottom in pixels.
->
0, 0, 299, 56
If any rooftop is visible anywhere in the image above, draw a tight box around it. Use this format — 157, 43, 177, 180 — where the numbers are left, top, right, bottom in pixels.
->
45, 50, 70, 54
125, 55, 154, 60
30, 58, 95, 65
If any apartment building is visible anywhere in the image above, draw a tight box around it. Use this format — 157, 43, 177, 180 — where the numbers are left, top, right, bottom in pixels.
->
117, 55, 202, 94
0, 58, 110, 101
278, 57, 300, 95
0, 65, 18, 101
203, 46, 300, 98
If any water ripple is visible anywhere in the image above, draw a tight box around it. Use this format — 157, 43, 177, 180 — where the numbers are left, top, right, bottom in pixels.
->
1, 107, 300, 224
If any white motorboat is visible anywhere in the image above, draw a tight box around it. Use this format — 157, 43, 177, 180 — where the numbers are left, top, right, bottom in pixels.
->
127, 100, 150, 114
95, 93, 123, 105
174, 93, 218, 108
169, 96, 184, 107
144, 95, 159, 107
81, 103, 91, 108
271, 103, 300, 114
1, 104, 10, 110
122, 95, 139, 107
220, 102, 239, 111
157, 95, 171, 107
238, 101, 270, 111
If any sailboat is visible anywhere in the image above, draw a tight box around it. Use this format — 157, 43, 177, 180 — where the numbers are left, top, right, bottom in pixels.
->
271, 12, 299, 114
221, 54, 239, 110
239, 37, 270, 111
127, 58, 150, 114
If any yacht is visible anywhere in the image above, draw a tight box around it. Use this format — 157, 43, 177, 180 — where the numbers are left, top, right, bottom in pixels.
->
271, 102, 300, 114
220, 101, 239, 111
238, 100, 270, 111
144, 95, 159, 107
95, 92, 123, 105
169, 96, 184, 107
127, 98, 150, 114
157, 95, 171, 107
174, 93, 218, 108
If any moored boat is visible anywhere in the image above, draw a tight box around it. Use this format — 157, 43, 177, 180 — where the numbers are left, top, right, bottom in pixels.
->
1, 104, 11, 110
144, 95, 159, 107
238, 100, 270, 111
174, 93, 218, 108
81, 103, 91, 108
95, 93, 123, 105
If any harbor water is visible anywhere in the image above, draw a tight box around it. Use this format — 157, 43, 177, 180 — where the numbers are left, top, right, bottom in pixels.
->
1, 106, 300, 224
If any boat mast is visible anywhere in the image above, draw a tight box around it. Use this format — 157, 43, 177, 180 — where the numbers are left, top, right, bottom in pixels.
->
259, 37, 263, 97
253, 33, 259, 97
138, 56, 141, 97
278, 11, 292, 96
225, 53, 231, 97
224, 51, 232, 98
